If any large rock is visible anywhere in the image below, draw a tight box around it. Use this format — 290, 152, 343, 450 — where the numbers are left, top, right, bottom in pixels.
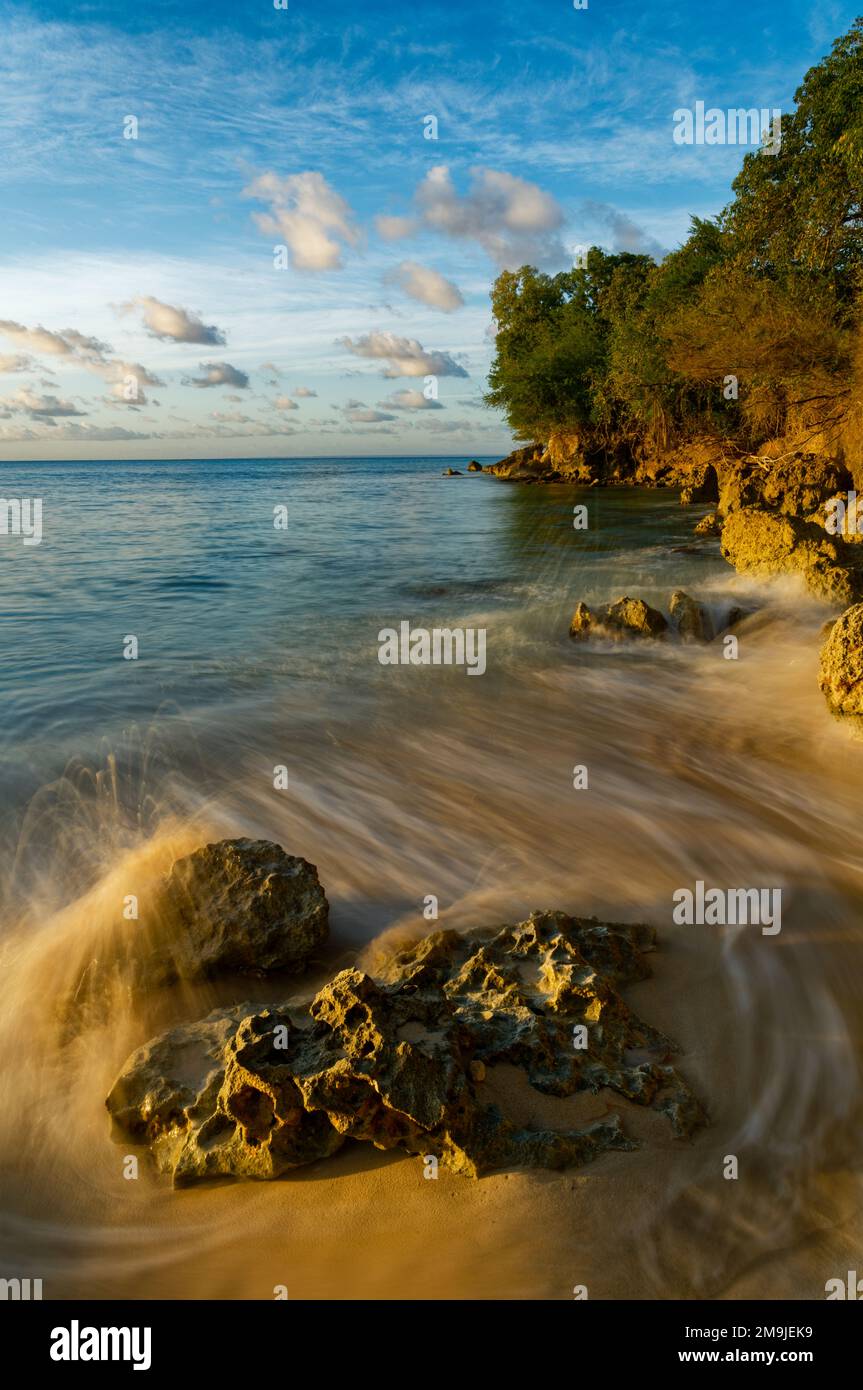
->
61, 840, 329, 1030
819, 604, 863, 718
467, 460, 482, 472
720, 507, 863, 604
107, 911, 705, 1186
152, 839, 329, 983
669, 590, 713, 642
570, 596, 668, 641
718, 456, 852, 518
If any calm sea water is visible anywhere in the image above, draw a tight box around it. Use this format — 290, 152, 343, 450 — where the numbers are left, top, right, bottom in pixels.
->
0, 454, 726, 808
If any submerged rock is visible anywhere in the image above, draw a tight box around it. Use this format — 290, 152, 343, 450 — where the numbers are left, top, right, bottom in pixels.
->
442, 467, 462, 477
669, 590, 713, 642
720, 507, 863, 604
570, 596, 668, 641
150, 838, 329, 985
107, 910, 705, 1186
819, 604, 863, 719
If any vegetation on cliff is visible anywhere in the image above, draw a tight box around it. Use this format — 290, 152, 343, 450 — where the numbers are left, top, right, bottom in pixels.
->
484, 18, 863, 464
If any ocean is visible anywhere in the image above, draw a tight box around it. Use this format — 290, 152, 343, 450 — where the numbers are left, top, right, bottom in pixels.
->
0, 454, 860, 1299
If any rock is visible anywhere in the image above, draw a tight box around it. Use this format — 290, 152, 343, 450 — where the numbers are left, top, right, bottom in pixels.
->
718, 456, 852, 518
720, 507, 863, 604
720, 604, 756, 634
819, 604, 863, 718
680, 468, 719, 506
467, 460, 482, 472
107, 910, 705, 1186
442, 468, 462, 476
151, 839, 329, 984
694, 511, 722, 537
570, 596, 669, 641
669, 590, 713, 642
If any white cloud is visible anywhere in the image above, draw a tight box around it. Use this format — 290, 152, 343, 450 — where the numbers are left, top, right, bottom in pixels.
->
387, 261, 464, 312
243, 171, 360, 271
375, 214, 419, 240
425, 416, 495, 434
0, 319, 110, 360
339, 399, 396, 423
578, 201, 667, 259
1, 386, 86, 418
119, 295, 227, 345
413, 165, 566, 268
292, 385, 317, 397
0, 353, 33, 373
338, 330, 468, 378
273, 395, 299, 410
183, 361, 250, 389
378, 389, 443, 411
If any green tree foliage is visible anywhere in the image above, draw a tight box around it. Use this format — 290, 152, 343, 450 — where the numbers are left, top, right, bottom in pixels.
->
485, 19, 863, 456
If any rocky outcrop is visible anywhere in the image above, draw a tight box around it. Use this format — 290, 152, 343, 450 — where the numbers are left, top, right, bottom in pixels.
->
819, 604, 863, 719
717, 455, 852, 518
720, 508, 863, 604
570, 597, 669, 641
670, 591, 713, 642
467, 460, 482, 472
107, 910, 705, 1186
442, 468, 462, 476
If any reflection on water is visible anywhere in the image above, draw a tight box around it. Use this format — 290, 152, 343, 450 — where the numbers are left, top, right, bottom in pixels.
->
0, 456, 860, 1298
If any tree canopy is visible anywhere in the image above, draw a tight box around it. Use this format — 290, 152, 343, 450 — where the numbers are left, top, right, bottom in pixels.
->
485, 18, 863, 457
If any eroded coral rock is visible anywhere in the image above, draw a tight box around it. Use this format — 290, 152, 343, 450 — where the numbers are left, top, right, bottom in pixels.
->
718, 456, 851, 518
720, 507, 863, 604
152, 838, 329, 984
570, 597, 669, 641
819, 603, 863, 719
107, 911, 705, 1186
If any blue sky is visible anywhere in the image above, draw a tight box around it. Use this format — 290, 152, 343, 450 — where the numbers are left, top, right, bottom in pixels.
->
0, 0, 857, 460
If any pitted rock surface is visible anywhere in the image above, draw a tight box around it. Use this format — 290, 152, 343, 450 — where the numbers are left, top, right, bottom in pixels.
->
107, 910, 705, 1185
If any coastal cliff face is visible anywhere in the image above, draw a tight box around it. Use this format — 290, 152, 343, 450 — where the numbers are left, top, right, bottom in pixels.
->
489, 430, 858, 499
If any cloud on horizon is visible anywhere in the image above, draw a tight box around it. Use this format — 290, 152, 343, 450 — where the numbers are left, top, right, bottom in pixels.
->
183, 361, 250, 389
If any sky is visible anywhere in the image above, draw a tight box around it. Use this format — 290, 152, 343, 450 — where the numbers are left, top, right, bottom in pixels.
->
0, 0, 857, 461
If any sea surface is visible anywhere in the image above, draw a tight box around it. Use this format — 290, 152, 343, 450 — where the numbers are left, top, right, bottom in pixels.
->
0, 454, 860, 1299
